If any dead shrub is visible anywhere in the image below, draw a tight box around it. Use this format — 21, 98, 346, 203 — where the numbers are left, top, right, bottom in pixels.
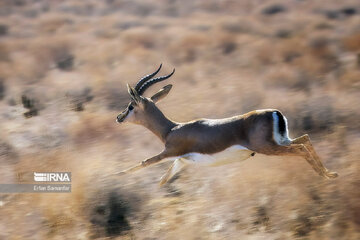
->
305, 37, 339, 75
293, 214, 313, 237
21, 94, 40, 118
101, 86, 129, 110
289, 95, 336, 133
19, 86, 52, 118
0, 24, 8, 36
66, 87, 93, 112
273, 36, 338, 76
56, 54, 74, 71
88, 190, 141, 237
314, 22, 334, 30
341, 7, 357, 16
132, 3, 155, 17
252, 206, 271, 231
221, 41, 237, 55
0, 140, 18, 164
114, 20, 143, 30
261, 4, 287, 15
221, 21, 250, 34
30, 38, 74, 71
275, 29, 292, 39
6, 39, 69, 83
323, 10, 340, 19
57, 2, 95, 16
308, 37, 334, 59
294, 37, 338, 76
277, 39, 304, 62
215, 34, 237, 55
50, 44, 74, 71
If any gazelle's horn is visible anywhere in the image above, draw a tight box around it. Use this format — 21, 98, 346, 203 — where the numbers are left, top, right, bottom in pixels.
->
134, 64, 162, 92
137, 68, 175, 95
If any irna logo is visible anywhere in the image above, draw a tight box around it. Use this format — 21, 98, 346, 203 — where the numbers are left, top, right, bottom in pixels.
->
34, 172, 71, 182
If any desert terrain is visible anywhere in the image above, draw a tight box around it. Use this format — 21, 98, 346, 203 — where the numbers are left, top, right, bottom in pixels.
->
0, 0, 359, 239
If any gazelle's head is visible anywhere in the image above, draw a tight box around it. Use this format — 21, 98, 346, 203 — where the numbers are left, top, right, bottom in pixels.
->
116, 64, 175, 125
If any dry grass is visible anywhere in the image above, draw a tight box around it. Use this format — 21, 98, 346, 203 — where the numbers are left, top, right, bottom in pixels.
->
343, 33, 360, 52
0, 0, 360, 239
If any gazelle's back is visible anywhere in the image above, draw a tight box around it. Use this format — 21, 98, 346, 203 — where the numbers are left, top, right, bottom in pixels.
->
165, 109, 276, 156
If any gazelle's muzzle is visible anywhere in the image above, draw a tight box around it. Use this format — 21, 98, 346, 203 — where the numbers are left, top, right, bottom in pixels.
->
116, 110, 128, 123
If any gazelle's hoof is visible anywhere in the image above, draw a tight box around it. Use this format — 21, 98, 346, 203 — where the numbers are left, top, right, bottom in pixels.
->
325, 171, 338, 179
159, 178, 167, 187
114, 171, 127, 176
159, 173, 171, 186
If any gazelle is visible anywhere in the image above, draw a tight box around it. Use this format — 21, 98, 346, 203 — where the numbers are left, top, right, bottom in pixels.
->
116, 64, 338, 185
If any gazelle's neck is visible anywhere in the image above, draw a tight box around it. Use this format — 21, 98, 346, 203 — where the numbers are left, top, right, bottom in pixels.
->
141, 105, 177, 143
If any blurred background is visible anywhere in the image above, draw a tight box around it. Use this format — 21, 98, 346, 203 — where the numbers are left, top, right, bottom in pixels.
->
0, 0, 359, 239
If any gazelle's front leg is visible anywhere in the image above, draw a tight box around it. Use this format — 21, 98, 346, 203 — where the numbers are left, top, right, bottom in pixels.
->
116, 150, 170, 175
292, 134, 338, 178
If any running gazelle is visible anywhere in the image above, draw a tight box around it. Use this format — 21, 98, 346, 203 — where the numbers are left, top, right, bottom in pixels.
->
116, 64, 338, 185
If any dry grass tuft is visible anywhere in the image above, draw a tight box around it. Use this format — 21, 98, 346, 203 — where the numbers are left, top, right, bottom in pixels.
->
68, 112, 119, 147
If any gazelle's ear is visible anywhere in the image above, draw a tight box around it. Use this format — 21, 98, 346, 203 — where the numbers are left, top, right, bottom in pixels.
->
151, 84, 172, 103
127, 84, 141, 103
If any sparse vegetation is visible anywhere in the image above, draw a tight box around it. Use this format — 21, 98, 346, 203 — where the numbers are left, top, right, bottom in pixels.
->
0, 0, 359, 239
0, 24, 8, 36
261, 4, 287, 15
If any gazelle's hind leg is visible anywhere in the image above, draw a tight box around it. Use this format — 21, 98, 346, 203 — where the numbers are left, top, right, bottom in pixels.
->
274, 143, 337, 179
292, 135, 338, 178
159, 158, 187, 186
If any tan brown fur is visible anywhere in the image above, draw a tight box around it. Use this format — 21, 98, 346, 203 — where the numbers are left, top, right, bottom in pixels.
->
116, 69, 338, 183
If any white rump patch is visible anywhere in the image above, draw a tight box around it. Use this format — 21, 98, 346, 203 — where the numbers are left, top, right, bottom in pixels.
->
178, 145, 254, 166
272, 112, 292, 146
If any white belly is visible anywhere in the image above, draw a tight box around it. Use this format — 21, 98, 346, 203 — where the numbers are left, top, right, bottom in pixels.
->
178, 145, 254, 166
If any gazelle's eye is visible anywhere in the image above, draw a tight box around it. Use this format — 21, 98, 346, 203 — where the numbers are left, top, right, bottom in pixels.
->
128, 105, 134, 111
